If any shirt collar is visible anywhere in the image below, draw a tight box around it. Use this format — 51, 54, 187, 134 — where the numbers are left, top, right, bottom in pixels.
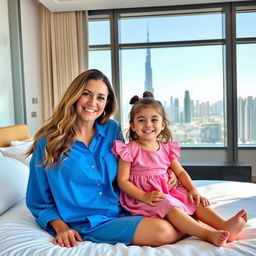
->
95, 121, 106, 138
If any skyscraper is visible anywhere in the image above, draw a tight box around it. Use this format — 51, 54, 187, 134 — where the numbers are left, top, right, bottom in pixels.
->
246, 96, 255, 141
174, 98, 180, 123
237, 97, 246, 143
184, 90, 191, 123
170, 96, 174, 122
144, 26, 153, 93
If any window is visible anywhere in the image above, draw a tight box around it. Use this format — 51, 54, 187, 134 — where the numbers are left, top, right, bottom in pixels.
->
236, 9, 256, 146
119, 9, 226, 146
236, 11, 256, 38
89, 50, 112, 81
89, 18, 110, 45
119, 12, 223, 43
88, 16, 111, 80
88, 2, 256, 151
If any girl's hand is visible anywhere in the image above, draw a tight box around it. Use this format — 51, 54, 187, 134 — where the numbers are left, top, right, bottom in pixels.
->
52, 227, 83, 247
167, 168, 180, 188
142, 191, 165, 206
188, 190, 210, 207
200, 196, 210, 207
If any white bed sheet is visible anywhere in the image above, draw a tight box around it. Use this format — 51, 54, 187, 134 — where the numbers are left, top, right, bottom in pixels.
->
0, 180, 256, 256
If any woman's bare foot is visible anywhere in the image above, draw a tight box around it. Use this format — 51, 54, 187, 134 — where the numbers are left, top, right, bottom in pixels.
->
222, 210, 247, 242
206, 230, 230, 247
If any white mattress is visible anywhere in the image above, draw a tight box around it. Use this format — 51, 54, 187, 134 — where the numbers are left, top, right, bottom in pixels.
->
0, 180, 256, 256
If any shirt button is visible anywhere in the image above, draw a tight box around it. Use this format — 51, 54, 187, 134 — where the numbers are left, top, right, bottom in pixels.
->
92, 165, 95, 168
99, 191, 103, 195
97, 183, 101, 186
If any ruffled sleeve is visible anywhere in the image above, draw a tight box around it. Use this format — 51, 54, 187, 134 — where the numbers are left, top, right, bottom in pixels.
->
168, 141, 181, 162
111, 140, 133, 162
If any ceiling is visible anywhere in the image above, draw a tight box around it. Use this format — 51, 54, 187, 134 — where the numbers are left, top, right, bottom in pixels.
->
38, 0, 252, 12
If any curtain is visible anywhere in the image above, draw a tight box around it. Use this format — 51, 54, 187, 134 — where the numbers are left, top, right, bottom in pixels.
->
40, 5, 88, 120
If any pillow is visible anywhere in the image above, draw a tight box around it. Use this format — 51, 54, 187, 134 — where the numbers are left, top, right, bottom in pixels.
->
0, 156, 29, 215
0, 140, 33, 166
10, 140, 30, 146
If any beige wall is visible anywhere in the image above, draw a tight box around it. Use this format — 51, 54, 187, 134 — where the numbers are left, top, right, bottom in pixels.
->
20, 0, 43, 136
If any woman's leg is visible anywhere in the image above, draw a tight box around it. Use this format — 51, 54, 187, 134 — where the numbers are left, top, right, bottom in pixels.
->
166, 207, 229, 247
132, 217, 185, 246
194, 204, 247, 242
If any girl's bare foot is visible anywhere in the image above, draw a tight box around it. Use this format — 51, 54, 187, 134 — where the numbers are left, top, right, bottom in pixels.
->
206, 230, 230, 247
222, 210, 247, 242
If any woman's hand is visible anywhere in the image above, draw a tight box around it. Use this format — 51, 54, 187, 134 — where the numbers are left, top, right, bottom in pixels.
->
188, 189, 210, 207
142, 191, 164, 206
52, 227, 83, 247
50, 219, 83, 247
167, 168, 180, 188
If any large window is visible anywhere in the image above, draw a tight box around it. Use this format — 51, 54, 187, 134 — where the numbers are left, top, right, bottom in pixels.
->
88, 3, 256, 150
236, 9, 256, 146
118, 9, 226, 146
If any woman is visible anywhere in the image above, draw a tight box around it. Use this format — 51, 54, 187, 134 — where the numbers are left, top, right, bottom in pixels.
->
26, 69, 183, 248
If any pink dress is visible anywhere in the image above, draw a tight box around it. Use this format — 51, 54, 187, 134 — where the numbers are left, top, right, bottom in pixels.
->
112, 140, 197, 218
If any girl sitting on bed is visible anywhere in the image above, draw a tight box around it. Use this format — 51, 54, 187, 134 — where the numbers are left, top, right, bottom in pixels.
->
112, 91, 248, 247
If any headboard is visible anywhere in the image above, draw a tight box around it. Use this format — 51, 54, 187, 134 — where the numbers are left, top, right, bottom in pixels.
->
0, 124, 31, 147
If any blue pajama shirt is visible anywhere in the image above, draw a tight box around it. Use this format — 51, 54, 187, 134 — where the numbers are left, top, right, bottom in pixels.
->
26, 120, 143, 244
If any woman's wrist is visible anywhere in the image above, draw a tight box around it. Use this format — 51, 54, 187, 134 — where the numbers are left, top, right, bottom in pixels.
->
49, 219, 69, 233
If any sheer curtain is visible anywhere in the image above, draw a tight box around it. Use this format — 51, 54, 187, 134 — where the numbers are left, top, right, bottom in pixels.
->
40, 5, 88, 120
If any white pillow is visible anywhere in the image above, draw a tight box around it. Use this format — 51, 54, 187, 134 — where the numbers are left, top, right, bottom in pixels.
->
10, 140, 29, 146
0, 140, 33, 166
0, 156, 29, 215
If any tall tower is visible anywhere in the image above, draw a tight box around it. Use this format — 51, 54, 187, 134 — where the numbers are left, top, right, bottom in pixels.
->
144, 26, 153, 93
184, 90, 191, 123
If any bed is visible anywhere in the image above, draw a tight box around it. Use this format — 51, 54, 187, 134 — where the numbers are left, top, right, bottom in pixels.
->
0, 124, 255, 256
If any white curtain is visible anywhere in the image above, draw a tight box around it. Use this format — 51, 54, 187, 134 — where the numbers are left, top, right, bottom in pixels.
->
40, 5, 88, 120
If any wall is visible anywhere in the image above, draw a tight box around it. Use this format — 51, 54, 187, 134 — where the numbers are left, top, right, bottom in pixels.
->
239, 150, 256, 180
20, 0, 43, 136
182, 148, 256, 178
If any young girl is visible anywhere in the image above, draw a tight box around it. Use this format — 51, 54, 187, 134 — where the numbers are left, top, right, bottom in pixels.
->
112, 92, 248, 247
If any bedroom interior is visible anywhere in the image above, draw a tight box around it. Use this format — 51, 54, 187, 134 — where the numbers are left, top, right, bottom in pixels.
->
0, 0, 256, 255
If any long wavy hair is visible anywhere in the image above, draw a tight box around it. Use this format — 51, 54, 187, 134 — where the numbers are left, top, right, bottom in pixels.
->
27, 69, 117, 169
127, 91, 172, 143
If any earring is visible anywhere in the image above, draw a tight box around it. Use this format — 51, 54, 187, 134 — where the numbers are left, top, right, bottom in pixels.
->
102, 111, 106, 117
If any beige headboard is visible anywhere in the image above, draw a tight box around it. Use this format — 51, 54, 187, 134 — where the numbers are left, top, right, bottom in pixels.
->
0, 124, 31, 147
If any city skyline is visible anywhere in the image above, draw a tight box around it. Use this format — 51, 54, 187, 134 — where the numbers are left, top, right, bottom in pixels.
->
141, 26, 255, 144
